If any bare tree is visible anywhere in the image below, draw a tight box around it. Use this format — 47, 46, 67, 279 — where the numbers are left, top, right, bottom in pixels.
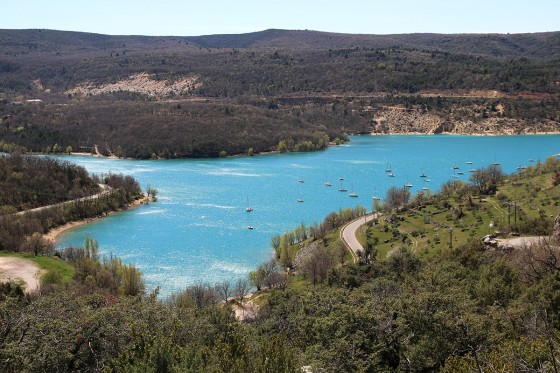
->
514, 238, 560, 284
234, 278, 250, 305
300, 245, 334, 284
215, 280, 232, 303
385, 186, 411, 210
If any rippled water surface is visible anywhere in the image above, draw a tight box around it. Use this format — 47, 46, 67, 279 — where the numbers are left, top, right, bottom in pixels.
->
56, 135, 560, 295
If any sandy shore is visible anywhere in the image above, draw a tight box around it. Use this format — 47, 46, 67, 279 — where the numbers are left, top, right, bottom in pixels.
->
44, 196, 149, 244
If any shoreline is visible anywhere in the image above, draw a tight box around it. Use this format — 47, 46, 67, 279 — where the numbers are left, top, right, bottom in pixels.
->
44, 196, 149, 244
22, 131, 560, 162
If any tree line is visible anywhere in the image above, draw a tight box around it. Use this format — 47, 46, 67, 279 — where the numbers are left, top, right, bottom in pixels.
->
0, 154, 143, 251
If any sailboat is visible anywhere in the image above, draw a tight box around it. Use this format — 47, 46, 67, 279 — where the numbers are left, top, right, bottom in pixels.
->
349, 184, 358, 197
338, 179, 347, 192
245, 197, 253, 212
372, 188, 380, 201
404, 174, 412, 188
324, 174, 332, 186
385, 164, 392, 173
420, 172, 427, 178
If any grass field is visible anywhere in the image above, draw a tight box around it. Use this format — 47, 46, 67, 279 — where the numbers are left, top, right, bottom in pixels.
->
365, 161, 560, 259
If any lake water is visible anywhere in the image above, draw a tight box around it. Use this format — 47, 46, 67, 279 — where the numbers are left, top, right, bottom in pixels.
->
56, 135, 560, 296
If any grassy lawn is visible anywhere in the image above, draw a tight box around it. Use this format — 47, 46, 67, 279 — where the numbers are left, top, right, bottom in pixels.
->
0, 252, 75, 284
287, 274, 312, 291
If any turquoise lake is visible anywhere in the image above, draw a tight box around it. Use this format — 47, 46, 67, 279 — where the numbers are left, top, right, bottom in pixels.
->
56, 135, 560, 296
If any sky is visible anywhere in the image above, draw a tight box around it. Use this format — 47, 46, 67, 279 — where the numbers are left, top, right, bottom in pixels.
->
5, 0, 559, 36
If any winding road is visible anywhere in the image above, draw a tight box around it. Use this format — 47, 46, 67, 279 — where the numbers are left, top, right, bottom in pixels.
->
340, 213, 376, 261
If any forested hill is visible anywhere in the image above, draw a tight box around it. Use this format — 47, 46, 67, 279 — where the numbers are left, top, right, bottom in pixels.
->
186, 29, 560, 59
1, 28, 559, 158
1, 28, 560, 58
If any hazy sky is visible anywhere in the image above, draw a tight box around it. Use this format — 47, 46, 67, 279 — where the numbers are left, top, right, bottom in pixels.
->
5, 0, 559, 36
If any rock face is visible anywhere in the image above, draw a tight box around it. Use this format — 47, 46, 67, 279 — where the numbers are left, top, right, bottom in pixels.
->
371, 105, 560, 135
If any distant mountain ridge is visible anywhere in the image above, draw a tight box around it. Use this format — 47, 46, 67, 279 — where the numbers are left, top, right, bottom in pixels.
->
1, 28, 559, 59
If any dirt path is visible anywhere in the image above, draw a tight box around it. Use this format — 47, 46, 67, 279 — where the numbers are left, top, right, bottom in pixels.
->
0, 257, 43, 293
15, 184, 114, 217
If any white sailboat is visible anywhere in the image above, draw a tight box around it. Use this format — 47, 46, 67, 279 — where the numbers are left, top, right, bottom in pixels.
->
349, 184, 358, 197
372, 187, 380, 201
245, 197, 253, 212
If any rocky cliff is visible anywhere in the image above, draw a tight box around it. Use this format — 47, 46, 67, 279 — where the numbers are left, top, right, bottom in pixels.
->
371, 104, 560, 135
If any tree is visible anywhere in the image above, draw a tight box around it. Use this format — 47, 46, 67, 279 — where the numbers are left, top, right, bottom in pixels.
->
146, 185, 158, 201
119, 264, 145, 296
385, 186, 411, 210
22, 232, 53, 256
234, 278, 250, 305
469, 164, 505, 195
248, 270, 265, 291
215, 280, 232, 302
84, 234, 99, 261
300, 244, 334, 284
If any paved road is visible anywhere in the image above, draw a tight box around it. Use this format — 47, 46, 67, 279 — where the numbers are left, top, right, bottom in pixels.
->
341, 213, 377, 260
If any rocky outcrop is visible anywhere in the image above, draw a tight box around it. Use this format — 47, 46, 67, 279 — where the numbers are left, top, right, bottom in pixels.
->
65, 73, 201, 98
371, 105, 560, 135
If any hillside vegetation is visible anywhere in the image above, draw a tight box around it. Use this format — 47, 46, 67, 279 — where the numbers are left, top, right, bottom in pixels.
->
0, 154, 143, 250
0, 29, 559, 157
1, 159, 560, 371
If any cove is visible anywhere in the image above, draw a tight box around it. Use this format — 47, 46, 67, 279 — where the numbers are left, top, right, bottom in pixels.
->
55, 135, 560, 296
